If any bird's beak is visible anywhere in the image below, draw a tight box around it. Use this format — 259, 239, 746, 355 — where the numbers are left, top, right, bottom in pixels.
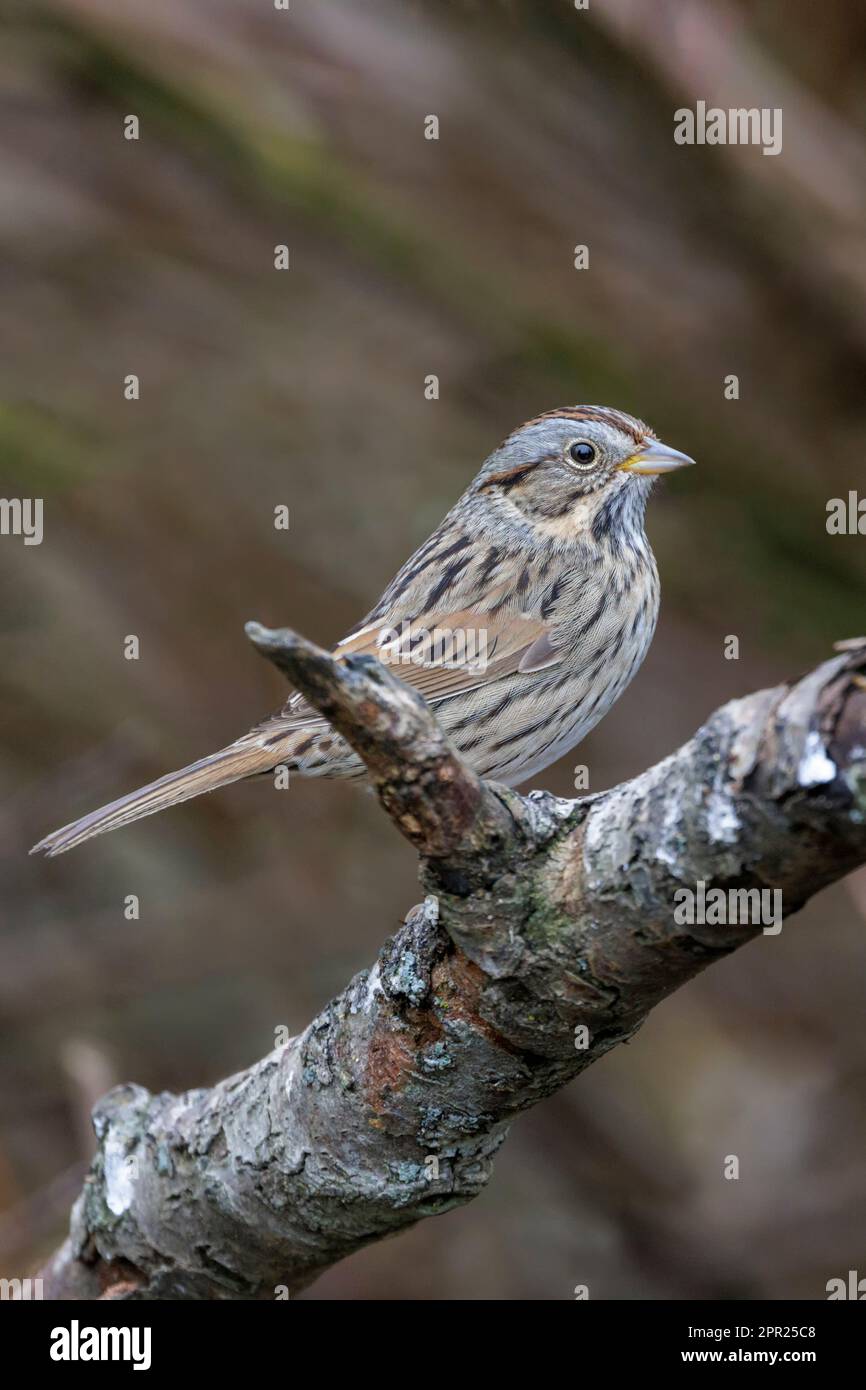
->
619, 439, 696, 476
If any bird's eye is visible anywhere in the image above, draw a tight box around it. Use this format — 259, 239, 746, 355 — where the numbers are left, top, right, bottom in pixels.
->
568, 441, 597, 467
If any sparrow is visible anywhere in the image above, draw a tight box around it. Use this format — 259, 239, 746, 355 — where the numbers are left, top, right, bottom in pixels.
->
31, 406, 694, 856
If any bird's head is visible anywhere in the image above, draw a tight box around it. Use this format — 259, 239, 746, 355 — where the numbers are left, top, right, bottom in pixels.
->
475, 405, 694, 542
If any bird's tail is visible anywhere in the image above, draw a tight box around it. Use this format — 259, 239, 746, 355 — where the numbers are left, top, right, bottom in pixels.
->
30, 737, 279, 857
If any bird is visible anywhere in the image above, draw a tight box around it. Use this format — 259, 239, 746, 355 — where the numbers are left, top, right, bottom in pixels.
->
31, 405, 694, 856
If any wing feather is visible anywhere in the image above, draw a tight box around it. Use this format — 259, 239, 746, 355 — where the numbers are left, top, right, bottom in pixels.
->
262, 606, 561, 735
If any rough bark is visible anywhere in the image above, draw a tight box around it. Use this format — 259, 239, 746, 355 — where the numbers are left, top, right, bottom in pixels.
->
40, 633, 866, 1300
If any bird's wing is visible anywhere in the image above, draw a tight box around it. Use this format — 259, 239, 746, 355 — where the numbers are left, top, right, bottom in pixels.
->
266, 604, 562, 731
336, 605, 561, 699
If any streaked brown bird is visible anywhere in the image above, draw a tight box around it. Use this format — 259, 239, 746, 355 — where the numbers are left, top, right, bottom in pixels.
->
32, 405, 694, 856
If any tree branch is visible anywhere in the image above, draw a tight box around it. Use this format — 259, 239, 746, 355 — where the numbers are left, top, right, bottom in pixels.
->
40, 635, 866, 1299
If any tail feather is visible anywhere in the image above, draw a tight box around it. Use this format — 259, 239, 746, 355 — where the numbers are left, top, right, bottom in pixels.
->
30, 739, 278, 857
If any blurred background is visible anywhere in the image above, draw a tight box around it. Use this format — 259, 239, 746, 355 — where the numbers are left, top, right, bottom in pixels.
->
1, 0, 865, 1299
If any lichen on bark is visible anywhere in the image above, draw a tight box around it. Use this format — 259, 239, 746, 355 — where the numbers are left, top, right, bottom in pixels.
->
40, 634, 866, 1300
